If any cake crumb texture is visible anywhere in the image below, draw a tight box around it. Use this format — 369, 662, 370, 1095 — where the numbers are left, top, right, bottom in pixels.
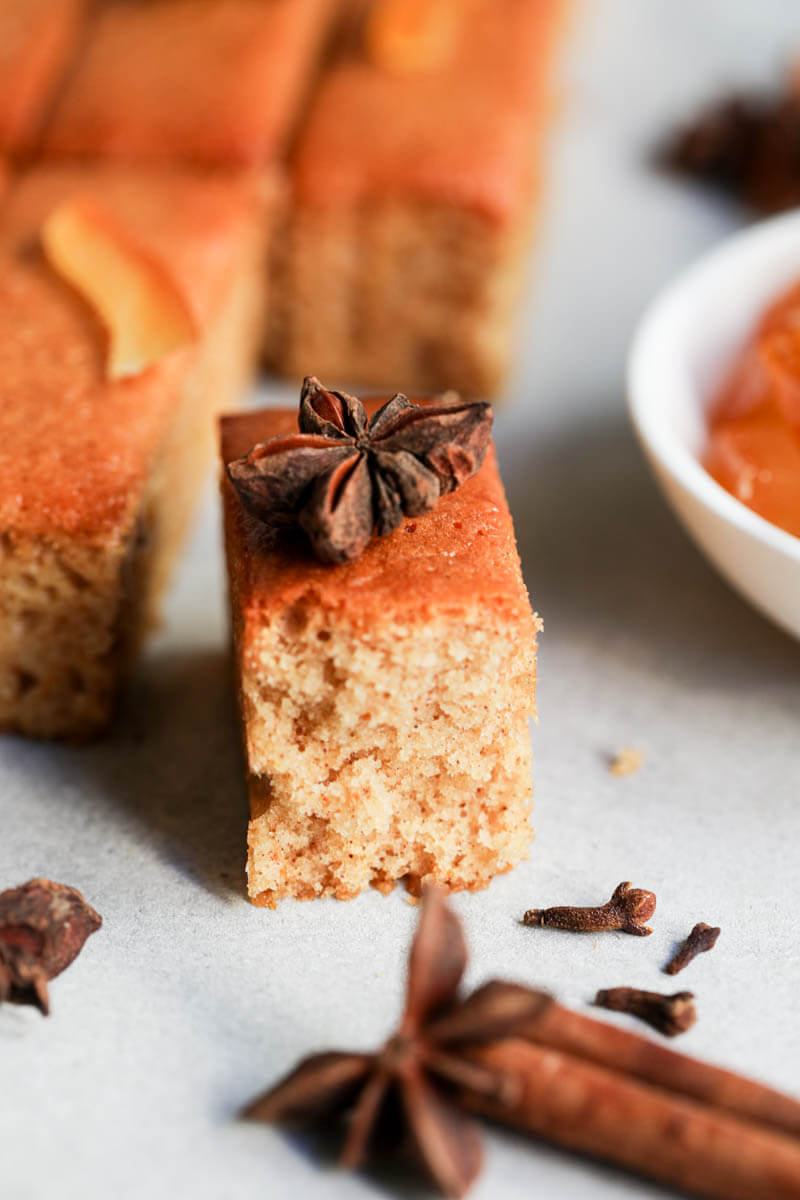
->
244, 607, 538, 904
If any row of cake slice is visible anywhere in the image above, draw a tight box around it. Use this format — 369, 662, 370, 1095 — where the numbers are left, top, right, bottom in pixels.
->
0, 156, 540, 898
1, 0, 568, 396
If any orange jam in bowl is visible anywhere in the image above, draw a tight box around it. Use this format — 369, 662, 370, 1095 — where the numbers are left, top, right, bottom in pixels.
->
705, 279, 800, 539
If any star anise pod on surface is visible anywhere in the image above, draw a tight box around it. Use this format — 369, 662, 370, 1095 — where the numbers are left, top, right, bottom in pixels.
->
227, 376, 492, 565
0, 878, 102, 1015
662, 88, 800, 215
243, 888, 553, 1198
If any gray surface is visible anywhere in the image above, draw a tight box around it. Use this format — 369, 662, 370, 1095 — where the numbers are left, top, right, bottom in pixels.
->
2, 3, 800, 1198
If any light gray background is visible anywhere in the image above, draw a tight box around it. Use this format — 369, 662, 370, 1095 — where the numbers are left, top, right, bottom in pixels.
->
2, 3, 799, 1197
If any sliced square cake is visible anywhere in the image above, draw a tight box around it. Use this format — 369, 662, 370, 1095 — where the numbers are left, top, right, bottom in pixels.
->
0, 164, 271, 737
220, 385, 540, 904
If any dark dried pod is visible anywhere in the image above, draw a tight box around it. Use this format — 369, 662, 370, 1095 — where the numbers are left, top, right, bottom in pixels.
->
0, 878, 102, 1015
595, 987, 697, 1038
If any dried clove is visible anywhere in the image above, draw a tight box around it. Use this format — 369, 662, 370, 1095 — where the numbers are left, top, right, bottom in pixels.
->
664, 922, 721, 975
0, 878, 102, 1015
522, 881, 656, 936
595, 987, 697, 1038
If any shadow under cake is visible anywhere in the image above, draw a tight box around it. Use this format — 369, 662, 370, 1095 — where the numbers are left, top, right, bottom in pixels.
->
270, 0, 569, 396
220, 404, 541, 905
0, 163, 271, 739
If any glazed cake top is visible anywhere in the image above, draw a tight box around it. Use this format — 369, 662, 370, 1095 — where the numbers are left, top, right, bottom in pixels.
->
40, 0, 335, 165
0, 164, 267, 543
221, 406, 534, 627
291, 0, 566, 222
0, 0, 84, 154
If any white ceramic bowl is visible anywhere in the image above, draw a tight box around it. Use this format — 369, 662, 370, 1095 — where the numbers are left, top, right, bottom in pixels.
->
627, 211, 800, 641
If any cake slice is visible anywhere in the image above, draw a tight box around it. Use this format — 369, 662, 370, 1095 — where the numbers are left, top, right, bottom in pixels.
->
0, 0, 86, 154
220, 385, 540, 904
38, 0, 337, 165
270, 0, 568, 396
0, 164, 271, 738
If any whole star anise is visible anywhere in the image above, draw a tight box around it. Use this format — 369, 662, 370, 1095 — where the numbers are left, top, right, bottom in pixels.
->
227, 376, 492, 564
661, 86, 800, 215
0, 878, 102, 1015
243, 888, 552, 1197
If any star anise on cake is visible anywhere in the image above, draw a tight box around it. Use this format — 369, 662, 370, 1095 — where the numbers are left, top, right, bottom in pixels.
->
243, 888, 552, 1197
226, 376, 492, 564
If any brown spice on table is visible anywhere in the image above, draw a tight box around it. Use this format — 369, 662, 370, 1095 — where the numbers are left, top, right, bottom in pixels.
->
661, 86, 800, 215
244, 888, 549, 1198
594, 986, 697, 1038
245, 890, 800, 1199
460, 1037, 800, 1200
227, 376, 492, 565
522, 880, 656, 935
0, 878, 101, 1014
665, 922, 721, 975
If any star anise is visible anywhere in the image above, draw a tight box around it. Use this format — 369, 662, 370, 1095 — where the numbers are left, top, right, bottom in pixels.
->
227, 376, 492, 565
243, 888, 553, 1197
0, 878, 102, 1015
661, 87, 800, 215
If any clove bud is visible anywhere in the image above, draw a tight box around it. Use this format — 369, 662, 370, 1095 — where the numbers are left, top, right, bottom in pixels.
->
0, 878, 102, 1015
664, 922, 720, 975
595, 987, 697, 1037
523, 881, 657, 936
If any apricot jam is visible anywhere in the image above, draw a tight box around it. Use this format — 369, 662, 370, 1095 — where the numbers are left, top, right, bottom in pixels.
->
705, 279, 800, 539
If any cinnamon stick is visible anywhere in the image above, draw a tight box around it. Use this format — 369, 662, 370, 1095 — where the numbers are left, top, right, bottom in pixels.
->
519, 1001, 800, 1140
461, 1039, 800, 1200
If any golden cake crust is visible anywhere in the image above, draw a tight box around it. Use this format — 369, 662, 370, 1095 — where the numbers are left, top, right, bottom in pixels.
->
221, 404, 533, 628
40, 0, 336, 164
0, 0, 85, 154
0, 164, 270, 542
291, 0, 568, 221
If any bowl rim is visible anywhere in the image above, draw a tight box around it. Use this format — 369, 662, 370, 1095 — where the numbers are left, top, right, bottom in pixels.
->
627, 208, 800, 566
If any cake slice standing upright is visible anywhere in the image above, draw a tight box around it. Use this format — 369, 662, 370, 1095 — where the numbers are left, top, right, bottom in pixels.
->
221, 378, 541, 904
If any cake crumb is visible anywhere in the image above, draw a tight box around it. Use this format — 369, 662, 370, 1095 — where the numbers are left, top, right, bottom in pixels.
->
609, 747, 644, 777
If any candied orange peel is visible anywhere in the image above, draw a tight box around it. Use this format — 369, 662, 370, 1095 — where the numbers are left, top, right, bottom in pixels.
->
365, 0, 461, 73
41, 196, 197, 380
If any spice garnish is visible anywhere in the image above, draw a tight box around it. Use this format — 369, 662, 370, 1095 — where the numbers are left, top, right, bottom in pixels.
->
244, 887, 552, 1198
0, 878, 101, 1015
244, 891, 800, 1198
227, 377, 492, 565
664, 922, 721, 976
522, 881, 656, 936
661, 86, 800, 215
594, 987, 697, 1038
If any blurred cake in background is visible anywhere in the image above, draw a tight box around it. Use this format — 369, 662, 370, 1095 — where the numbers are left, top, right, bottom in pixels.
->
0, 0, 86, 155
36, 0, 337, 165
270, 0, 569, 396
